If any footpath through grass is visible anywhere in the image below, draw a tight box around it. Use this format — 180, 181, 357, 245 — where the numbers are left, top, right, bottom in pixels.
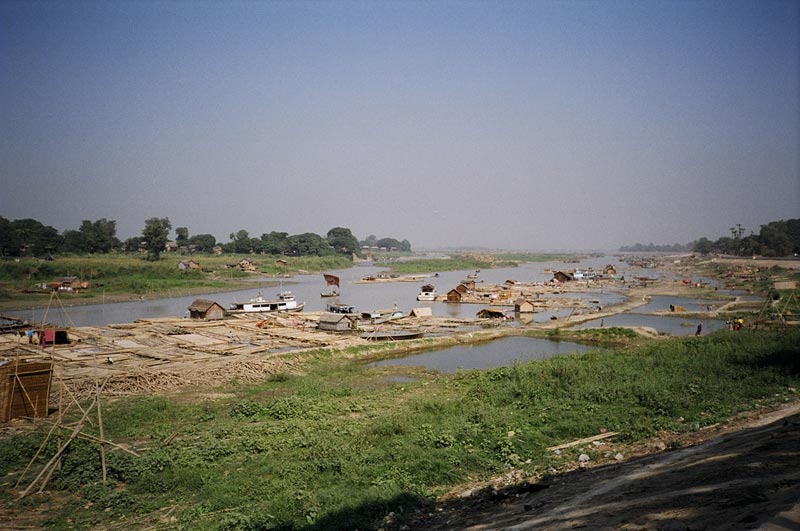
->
1, 329, 798, 530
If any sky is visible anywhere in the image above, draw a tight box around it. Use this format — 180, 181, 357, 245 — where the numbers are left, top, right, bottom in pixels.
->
1, 0, 798, 252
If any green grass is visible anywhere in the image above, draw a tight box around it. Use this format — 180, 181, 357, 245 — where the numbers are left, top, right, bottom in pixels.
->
1, 329, 798, 531
0, 254, 353, 307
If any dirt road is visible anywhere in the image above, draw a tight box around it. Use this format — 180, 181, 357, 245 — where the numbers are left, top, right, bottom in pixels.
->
406, 402, 800, 531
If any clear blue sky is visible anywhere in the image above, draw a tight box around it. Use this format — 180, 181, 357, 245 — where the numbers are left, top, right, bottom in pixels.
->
2, 0, 798, 250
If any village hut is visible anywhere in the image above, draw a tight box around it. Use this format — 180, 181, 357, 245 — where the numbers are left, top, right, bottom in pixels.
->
226, 258, 257, 271
514, 298, 536, 313
188, 299, 226, 320
552, 271, 573, 283
460, 279, 477, 290
50, 276, 81, 292
318, 313, 358, 332
178, 259, 201, 271
409, 307, 432, 317
0, 358, 53, 422
446, 288, 464, 303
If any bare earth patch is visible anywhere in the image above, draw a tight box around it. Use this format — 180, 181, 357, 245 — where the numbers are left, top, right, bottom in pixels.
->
402, 402, 800, 531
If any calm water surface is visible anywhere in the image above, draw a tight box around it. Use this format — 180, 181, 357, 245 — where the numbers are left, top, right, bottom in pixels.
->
369, 336, 590, 373
15, 256, 626, 327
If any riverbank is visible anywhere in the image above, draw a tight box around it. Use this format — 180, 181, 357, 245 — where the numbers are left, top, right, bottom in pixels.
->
1, 256, 799, 530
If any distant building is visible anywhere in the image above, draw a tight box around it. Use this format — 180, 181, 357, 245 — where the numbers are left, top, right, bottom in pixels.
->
514, 298, 535, 313
446, 288, 464, 302
318, 313, 359, 332
178, 259, 201, 271
187, 299, 226, 320
552, 271, 573, 283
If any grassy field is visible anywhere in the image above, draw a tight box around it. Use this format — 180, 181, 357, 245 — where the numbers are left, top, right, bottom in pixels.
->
1, 328, 798, 530
0, 254, 353, 309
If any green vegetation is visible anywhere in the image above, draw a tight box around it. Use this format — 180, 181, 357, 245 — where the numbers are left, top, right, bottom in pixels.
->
2, 329, 798, 530
1, 215, 410, 260
0, 254, 353, 308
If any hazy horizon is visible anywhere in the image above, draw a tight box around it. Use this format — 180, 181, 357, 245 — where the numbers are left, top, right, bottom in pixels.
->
2, 1, 798, 251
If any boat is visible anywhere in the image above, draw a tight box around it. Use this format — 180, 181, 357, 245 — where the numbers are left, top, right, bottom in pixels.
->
321, 273, 340, 297
327, 303, 355, 314
416, 284, 436, 301
228, 291, 304, 314
361, 306, 404, 322
362, 330, 423, 341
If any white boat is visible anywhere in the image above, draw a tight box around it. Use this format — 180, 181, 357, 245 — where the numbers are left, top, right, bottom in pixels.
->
228, 291, 304, 314
416, 284, 436, 301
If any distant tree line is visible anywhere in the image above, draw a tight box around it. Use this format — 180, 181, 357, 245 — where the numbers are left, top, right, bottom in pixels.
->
0, 216, 411, 261
618, 242, 693, 253
691, 220, 800, 257
359, 234, 412, 252
619, 219, 800, 257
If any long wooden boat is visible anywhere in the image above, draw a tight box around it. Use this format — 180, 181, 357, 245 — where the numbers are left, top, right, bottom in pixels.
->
228, 291, 304, 314
362, 330, 423, 341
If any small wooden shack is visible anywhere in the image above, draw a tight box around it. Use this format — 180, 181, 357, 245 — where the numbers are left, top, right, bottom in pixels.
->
188, 299, 226, 320
460, 279, 476, 290
178, 259, 201, 271
0, 358, 53, 422
552, 271, 574, 283
318, 313, 358, 332
446, 288, 464, 303
514, 298, 536, 313
409, 307, 432, 317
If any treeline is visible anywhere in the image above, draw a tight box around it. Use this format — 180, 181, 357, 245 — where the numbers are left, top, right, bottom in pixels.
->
691, 220, 800, 257
619, 219, 800, 257
618, 242, 693, 253
0, 216, 411, 260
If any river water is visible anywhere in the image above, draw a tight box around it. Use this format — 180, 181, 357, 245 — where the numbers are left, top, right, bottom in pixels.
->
13, 255, 627, 328
369, 336, 590, 373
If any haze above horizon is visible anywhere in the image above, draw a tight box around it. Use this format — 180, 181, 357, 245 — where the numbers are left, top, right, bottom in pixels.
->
1, 0, 798, 252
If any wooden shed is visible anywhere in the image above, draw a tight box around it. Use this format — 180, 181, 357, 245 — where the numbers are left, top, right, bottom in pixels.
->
188, 299, 226, 320
0, 359, 53, 422
318, 313, 358, 332
514, 298, 536, 313
552, 271, 574, 283
460, 279, 476, 290
446, 288, 464, 303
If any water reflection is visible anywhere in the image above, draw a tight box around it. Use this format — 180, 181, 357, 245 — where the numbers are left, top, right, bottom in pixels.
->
573, 313, 727, 336
369, 336, 589, 373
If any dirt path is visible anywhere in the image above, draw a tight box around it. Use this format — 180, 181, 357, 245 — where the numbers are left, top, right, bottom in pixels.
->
405, 402, 800, 530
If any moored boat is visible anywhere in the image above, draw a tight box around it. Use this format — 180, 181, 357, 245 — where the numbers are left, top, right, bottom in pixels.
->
228, 291, 304, 314
327, 303, 355, 314
416, 284, 436, 301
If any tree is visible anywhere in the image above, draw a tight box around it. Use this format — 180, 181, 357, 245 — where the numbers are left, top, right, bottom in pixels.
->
0, 218, 61, 257
692, 237, 715, 255
175, 227, 189, 245
229, 230, 251, 254
758, 222, 792, 257
260, 231, 289, 255
362, 234, 377, 247
326, 227, 362, 258
76, 218, 118, 253
286, 233, 334, 256
141, 217, 171, 261
187, 234, 216, 253
123, 237, 143, 253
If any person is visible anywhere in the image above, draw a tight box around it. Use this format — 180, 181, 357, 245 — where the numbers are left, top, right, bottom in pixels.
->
695, 324, 702, 336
